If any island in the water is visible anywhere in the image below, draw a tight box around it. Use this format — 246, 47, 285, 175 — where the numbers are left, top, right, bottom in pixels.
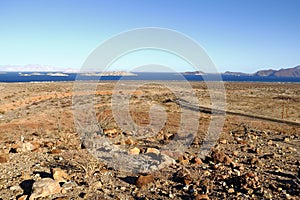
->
254, 65, 300, 77
184, 65, 300, 78
19, 72, 69, 77
182, 70, 205, 75
80, 71, 137, 76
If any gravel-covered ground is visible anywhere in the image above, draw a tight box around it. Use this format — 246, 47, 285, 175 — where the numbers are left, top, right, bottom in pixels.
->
0, 81, 299, 200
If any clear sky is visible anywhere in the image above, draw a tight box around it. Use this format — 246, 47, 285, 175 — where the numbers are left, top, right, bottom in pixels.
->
0, 0, 299, 72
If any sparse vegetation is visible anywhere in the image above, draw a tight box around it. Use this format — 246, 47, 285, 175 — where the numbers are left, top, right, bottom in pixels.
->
0, 81, 299, 199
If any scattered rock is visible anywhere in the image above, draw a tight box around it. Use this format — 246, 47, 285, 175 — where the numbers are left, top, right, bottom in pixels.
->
157, 154, 176, 169
44, 142, 54, 148
129, 147, 140, 155
237, 138, 247, 144
51, 147, 62, 154
233, 151, 238, 156
249, 156, 259, 165
1, 75, 300, 200
267, 140, 273, 145
211, 150, 232, 165
21, 171, 32, 180
178, 155, 189, 164
124, 138, 134, 145
103, 128, 117, 137
255, 147, 262, 154
212, 164, 220, 170
219, 139, 227, 144
10, 185, 22, 191
29, 178, 61, 200
287, 146, 296, 152
120, 186, 126, 191
191, 157, 203, 165
283, 137, 290, 142
17, 195, 28, 200
233, 169, 241, 176
91, 181, 102, 190
228, 188, 235, 194
203, 170, 211, 176
211, 150, 225, 163
145, 148, 160, 155
165, 133, 174, 140
136, 174, 154, 188
62, 181, 77, 191
223, 155, 233, 165
21, 141, 40, 152
52, 168, 69, 183
183, 174, 193, 185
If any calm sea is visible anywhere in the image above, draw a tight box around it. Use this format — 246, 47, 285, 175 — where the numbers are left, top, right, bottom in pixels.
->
0, 72, 300, 82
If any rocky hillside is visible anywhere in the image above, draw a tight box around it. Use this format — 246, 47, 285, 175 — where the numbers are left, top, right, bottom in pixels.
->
223, 71, 250, 76
254, 66, 300, 77
188, 66, 300, 77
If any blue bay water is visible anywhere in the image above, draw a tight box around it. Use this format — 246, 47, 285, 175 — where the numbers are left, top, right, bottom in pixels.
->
0, 72, 300, 82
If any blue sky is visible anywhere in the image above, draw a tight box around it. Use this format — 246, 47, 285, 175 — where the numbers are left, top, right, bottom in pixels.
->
0, 0, 299, 72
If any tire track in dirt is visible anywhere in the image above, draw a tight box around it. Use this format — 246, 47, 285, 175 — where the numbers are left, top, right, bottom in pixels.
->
177, 98, 300, 127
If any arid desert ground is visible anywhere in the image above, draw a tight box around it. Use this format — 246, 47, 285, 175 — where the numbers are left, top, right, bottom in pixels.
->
0, 81, 299, 200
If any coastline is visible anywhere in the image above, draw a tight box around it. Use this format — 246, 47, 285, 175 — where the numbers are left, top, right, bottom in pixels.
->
0, 72, 300, 83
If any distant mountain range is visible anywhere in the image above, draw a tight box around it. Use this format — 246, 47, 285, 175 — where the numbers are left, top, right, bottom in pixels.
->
0, 64, 70, 72
223, 65, 300, 77
253, 65, 300, 77
1, 64, 300, 77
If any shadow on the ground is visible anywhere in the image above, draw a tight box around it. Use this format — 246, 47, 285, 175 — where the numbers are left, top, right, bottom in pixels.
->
19, 179, 34, 195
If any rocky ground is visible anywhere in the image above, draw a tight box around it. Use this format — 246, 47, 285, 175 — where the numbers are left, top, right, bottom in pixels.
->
0, 81, 299, 200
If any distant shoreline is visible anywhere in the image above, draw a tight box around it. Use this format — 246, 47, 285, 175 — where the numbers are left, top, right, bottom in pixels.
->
0, 72, 299, 83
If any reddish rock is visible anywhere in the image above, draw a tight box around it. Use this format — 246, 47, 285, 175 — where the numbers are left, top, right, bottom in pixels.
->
136, 174, 154, 187
237, 139, 247, 144
21, 172, 31, 180
191, 157, 203, 165
124, 138, 134, 145
17, 195, 28, 200
212, 164, 220, 170
211, 150, 225, 163
44, 142, 54, 148
183, 174, 193, 185
249, 156, 259, 165
51, 148, 62, 154
223, 155, 233, 165
211, 150, 233, 165
178, 155, 189, 164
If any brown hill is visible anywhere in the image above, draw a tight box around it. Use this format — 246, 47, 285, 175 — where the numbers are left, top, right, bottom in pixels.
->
254, 66, 300, 77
